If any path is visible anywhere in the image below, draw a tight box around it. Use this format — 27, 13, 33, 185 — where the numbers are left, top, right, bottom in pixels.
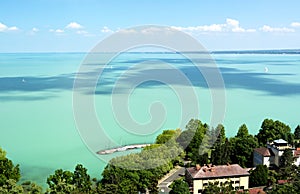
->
158, 166, 185, 193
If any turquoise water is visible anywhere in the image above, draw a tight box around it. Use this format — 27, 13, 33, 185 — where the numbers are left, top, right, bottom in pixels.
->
0, 52, 300, 186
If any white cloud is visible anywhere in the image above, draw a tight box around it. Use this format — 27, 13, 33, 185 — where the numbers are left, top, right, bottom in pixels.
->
32, 27, 39, 32
260, 25, 295, 33
101, 26, 113, 33
76, 30, 88, 35
117, 28, 137, 34
50, 29, 64, 33
291, 22, 300, 27
171, 18, 256, 33
28, 27, 39, 35
66, 22, 83, 29
0, 22, 18, 32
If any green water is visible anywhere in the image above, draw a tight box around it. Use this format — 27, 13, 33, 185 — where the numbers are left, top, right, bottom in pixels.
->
0, 52, 299, 187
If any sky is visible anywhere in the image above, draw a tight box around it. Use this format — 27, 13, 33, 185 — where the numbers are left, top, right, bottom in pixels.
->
1, 0, 300, 52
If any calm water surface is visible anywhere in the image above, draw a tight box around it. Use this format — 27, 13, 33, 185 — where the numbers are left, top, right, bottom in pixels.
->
0, 52, 299, 186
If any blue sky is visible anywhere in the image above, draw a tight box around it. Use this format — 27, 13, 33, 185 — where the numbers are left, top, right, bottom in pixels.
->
1, 0, 300, 52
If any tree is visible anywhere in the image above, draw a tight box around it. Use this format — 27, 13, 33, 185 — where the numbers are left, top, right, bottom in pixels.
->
256, 119, 293, 145
156, 129, 180, 144
177, 119, 210, 165
211, 125, 231, 165
73, 164, 92, 193
294, 125, 300, 139
230, 124, 258, 167
236, 124, 249, 138
249, 165, 268, 187
0, 148, 21, 187
46, 169, 75, 193
280, 149, 294, 168
169, 179, 190, 194
203, 182, 234, 194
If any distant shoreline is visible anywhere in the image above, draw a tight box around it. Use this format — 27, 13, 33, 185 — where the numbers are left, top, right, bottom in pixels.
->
1, 48, 300, 54
96, 144, 151, 155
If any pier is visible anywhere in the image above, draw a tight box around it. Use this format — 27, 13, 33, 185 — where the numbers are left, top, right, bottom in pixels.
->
97, 144, 151, 155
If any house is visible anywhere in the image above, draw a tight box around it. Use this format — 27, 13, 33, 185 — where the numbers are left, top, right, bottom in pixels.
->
253, 147, 273, 167
185, 164, 249, 194
253, 139, 300, 167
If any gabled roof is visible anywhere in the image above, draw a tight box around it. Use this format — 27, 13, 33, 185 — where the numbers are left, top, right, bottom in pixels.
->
254, 147, 271, 157
186, 164, 249, 179
274, 139, 287, 144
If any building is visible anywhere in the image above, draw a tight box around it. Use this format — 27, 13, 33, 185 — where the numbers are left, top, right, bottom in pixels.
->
253, 139, 300, 167
185, 164, 249, 194
253, 147, 273, 167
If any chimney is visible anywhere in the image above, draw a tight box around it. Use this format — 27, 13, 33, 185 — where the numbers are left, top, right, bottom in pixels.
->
196, 164, 201, 171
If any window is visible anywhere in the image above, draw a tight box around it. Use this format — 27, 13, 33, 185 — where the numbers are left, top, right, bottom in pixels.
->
203, 183, 208, 186
235, 180, 240, 184
235, 186, 239, 190
198, 189, 203, 193
240, 186, 245, 190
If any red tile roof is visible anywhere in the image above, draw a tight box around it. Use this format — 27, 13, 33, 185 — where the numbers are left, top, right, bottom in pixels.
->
277, 180, 288, 184
294, 148, 300, 157
254, 147, 271, 157
248, 188, 265, 194
186, 164, 249, 179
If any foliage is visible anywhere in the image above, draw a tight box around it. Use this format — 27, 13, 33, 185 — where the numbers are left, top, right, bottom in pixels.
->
0, 147, 21, 193
250, 165, 268, 187
155, 129, 180, 144
169, 179, 190, 194
23, 182, 43, 194
0, 179, 24, 194
46, 164, 92, 194
211, 125, 231, 165
177, 119, 210, 165
280, 149, 294, 168
100, 134, 184, 194
203, 181, 234, 194
294, 125, 300, 139
229, 124, 258, 167
256, 119, 293, 145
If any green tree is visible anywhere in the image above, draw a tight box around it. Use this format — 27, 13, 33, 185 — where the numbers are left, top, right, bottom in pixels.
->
230, 124, 258, 167
46, 169, 75, 193
203, 181, 234, 194
0, 179, 24, 194
156, 129, 180, 144
249, 165, 268, 187
169, 179, 190, 194
256, 119, 293, 145
211, 125, 231, 165
73, 164, 92, 193
236, 124, 249, 138
294, 125, 300, 139
280, 149, 294, 168
0, 148, 21, 187
177, 119, 209, 165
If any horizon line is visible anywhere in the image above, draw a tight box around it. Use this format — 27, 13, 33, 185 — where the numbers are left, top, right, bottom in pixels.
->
0, 48, 300, 54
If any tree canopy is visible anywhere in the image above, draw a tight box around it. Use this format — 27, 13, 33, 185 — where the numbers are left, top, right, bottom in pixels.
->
0, 147, 21, 187
256, 119, 293, 145
249, 165, 268, 187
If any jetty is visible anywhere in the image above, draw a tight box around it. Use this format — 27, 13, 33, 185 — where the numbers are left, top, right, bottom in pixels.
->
97, 144, 151, 155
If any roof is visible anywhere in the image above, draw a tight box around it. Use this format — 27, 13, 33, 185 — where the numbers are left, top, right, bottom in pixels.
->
248, 188, 266, 194
254, 147, 271, 157
273, 139, 287, 144
294, 148, 300, 157
186, 164, 249, 179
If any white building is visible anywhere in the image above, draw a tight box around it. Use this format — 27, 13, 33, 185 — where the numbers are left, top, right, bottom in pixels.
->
185, 164, 249, 194
253, 139, 300, 167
